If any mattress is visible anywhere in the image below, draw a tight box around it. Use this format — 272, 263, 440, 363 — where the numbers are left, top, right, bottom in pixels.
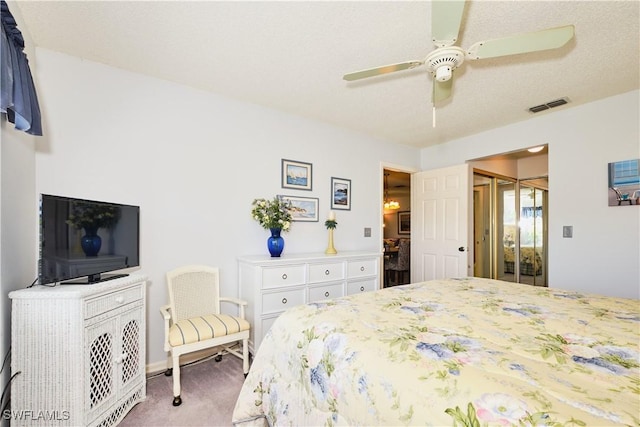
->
232, 277, 640, 426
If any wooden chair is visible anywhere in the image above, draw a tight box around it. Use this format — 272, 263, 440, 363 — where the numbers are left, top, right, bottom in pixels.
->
385, 238, 411, 286
160, 265, 250, 406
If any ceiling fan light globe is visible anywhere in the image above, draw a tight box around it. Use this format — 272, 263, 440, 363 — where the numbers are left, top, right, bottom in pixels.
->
435, 66, 452, 82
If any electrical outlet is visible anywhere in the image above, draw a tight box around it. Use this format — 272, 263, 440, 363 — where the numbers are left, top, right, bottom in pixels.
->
364, 227, 371, 237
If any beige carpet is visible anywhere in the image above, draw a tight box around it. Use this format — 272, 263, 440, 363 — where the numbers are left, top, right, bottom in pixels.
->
120, 355, 245, 426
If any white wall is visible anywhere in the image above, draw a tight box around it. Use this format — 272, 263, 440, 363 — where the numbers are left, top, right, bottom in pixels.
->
517, 155, 548, 179
0, 0, 38, 410
470, 155, 549, 180
31, 49, 420, 366
0, 120, 37, 415
420, 90, 640, 299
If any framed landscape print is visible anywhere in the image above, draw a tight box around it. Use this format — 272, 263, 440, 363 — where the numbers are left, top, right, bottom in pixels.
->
281, 196, 319, 222
331, 177, 351, 210
398, 211, 410, 234
281, 159, 312, 191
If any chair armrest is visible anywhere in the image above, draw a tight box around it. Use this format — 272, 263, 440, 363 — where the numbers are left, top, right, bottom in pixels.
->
160, 305, 172, 351
160, 304, 171, 320
220, 297, 247, 307
220, 297, 248, 319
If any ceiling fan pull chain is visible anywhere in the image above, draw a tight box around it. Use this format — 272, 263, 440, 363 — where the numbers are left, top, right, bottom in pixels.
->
432, 106, 436, 128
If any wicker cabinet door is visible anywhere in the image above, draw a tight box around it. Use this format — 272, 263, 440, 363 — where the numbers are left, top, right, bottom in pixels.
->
85, 317, 118, 424
117, 306, 145, 402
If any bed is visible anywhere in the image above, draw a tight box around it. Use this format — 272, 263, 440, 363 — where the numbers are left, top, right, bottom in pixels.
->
232, 277, 640, 426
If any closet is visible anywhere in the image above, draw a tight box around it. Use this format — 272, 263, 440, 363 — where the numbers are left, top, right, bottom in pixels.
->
473, 172, 548, 286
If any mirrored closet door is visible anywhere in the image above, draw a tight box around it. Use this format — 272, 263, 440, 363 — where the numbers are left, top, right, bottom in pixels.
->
473, 172, 548, 287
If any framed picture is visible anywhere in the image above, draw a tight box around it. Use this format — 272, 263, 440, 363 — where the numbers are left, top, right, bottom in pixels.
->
280, 195, 319, 222
281, 159, 312, 191
330, 177, 351, 210
607, 158, 639, 207
398, 211, 410, 234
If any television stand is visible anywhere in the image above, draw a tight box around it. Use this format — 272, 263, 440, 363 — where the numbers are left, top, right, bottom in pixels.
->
9, 274, 147, 427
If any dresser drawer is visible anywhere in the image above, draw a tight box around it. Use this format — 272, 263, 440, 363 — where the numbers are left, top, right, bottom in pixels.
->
347, 258, 379, 278
346, 278, 378, 295
85, 285, 143, 319
308, 282, 344, 303
308, 262, 344, 284
262, 288, 306, 314
262, 265, 306, 289
261, 315, 279, 338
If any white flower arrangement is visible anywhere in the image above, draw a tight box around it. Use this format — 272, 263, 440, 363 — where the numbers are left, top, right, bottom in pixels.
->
251, 196, 293, 231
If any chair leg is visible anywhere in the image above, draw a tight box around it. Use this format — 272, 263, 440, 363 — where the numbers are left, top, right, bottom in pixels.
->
164, 354, 173, 376
400, 270, 407, 285
242, 338, 249, 377
172, 353, 182, 406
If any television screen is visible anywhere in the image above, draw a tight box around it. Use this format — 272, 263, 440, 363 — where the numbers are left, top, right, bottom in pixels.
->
39, 194, 140, 285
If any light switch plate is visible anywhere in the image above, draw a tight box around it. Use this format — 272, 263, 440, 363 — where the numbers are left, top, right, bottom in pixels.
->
364, 227, 371, 237
563, 226, 573, 238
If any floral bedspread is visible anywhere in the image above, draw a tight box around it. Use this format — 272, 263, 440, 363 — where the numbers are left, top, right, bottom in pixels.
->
232, 278, 640, 426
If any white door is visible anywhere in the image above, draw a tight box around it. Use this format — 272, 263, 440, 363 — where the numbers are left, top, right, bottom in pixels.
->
411, 164, 472, 281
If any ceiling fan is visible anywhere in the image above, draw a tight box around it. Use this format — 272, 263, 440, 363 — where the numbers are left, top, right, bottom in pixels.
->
343, 1, 575, 109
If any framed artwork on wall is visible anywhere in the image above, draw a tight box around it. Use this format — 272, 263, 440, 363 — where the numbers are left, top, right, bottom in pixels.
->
280, 195, 319, 222
330, 177, 351, 210
281, 159, 312, 191
398, 211, 410, 234
607, 158, 639, 206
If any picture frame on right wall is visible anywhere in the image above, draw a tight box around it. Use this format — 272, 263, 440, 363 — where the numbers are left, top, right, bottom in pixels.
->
330, 177, 351, 210
607, 158, 640, 206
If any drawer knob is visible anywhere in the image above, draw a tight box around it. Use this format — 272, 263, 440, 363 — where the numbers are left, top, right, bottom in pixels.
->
324, 291, 330, 297
360, 266, 365, 272
281, 298, 288, 304
360, 286, 365, 292
325, 269, 330, 275
282, 273, 288, 280
115, 296, 125, 304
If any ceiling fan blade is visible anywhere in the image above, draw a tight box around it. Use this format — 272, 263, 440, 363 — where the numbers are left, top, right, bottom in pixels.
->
432, 0, 466, 47
467, 25, 575, 60
343, 61, 423, 81
432, 76, 453, 104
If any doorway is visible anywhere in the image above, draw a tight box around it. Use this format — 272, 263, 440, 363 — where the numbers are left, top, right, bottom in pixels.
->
382, 168, 411, 287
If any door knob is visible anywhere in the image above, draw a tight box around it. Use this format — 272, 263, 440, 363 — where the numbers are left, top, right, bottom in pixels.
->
458, 246, 466, 252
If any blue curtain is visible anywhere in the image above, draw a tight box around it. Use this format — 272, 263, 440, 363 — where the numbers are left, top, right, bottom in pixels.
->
1, 0, 42, 136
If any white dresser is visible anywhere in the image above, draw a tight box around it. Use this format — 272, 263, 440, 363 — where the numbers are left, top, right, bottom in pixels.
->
238, 251, 382, 353
9, 275, 147, 427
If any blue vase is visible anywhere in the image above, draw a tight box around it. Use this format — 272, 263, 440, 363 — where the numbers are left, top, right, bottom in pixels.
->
267, 228, 284, 257
81, 226, 102, 256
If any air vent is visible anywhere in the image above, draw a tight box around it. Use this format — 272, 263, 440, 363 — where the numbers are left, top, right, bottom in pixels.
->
528, 97, 569, 113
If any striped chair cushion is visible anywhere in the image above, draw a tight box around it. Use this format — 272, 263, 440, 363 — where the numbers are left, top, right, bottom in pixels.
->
169, 314, 250, 346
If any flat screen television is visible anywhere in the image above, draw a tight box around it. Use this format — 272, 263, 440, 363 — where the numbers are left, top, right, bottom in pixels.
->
39, 194, 140, 285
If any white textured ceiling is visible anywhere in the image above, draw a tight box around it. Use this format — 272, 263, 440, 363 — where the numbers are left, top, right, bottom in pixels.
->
14, 1, 640, 148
